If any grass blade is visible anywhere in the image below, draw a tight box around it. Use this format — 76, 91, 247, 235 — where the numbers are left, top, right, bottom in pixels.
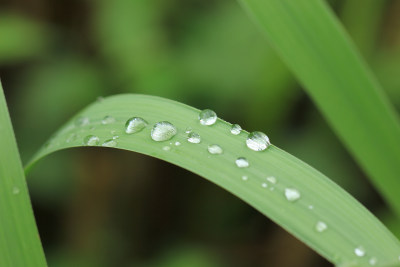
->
0, 82, 47, 266
237, 0, 400, 217
27, 94, 400, 266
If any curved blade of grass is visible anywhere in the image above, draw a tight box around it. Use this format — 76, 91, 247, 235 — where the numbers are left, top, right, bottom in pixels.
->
27, 94, 400, 266
0, 82, 47, 266
237, 0, 400, 217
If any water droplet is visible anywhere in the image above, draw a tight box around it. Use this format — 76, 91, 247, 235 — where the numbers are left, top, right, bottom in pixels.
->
354, 246, 365, 257
75, 116, 90, 127
185, 127, 192, 134
66, 133, 77, 143
102, 115, 116, 125
308, 205, 314, 210
208, 144, 223, 154
246, 131, 271, 151
284, 188, 301, 202
242, 175, 248, 181
112, 135, 119, 139
12, 186, 20, 195
125, 117, 148, 134
83, 135, 100, 146
369, 257, 377, 265
187, 132, 201, 143
261, 183, 268, 188
235, 157, 249, 168
199, 109, 217, 126
151, 121, 177, 141
315, 221, 327, 232
175, 141, 181, 146
230, 124, 242, 135
102, 139, 117, 147
163, 146, 171, 151
266, 176, 277, 184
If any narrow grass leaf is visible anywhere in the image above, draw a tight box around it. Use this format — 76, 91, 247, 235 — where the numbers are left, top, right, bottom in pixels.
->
27, 95, 400, 266
0, 82, 47, 266
237, 0, 400, 217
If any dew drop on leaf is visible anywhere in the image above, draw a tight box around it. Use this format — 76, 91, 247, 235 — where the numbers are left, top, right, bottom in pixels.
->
151, 121, 177, 141
102, 115, 116, 125
246, 131, 271, 151
369, 257, 377, 265
75, 116, 90, 127
199, 109, 217, 126
83, 135, 100, 146
354, 246, 366, 257
187, 132, 201, 144
230, 124, 242, 135
315, 221, 327, 232
235, 157, 249, 168
284, 188, 301, 202
266, 176, 277, 184
102, 139, 117, 147
125, 117, 148, 134
207, 144, 223, 154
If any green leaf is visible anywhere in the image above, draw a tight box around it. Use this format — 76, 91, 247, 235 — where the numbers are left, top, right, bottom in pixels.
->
27, 94, 400, 266
0, 82, 47, 266
237, 0, 400, 217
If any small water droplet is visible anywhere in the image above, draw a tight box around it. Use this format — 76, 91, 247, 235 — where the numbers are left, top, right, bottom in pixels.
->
235, 157, 249, 168
284, 188, 301, 202
75, 116, 90, 127
266, 176, 277, 184
112, 135, 119, 139
12, 186, 20, 195
315, 221, 327, 232
354, 246, 365, 257
163, 146, 171, 151
102, 115, 116, 125
230, 124, 242, 135
242, 175, 248, 181
246, 131, 271, 151
261, 183, 268, 188
151, 121, 177, 141
185, 127, 192, 133
102, 139, 117, 147
208, 144, 223, 154
175, 141, 181, 146
308, 205, 314, 210
84, 135, 100, 146
199, 109, 217, 126
369, 257, 377, 265
187, 132, 201, 143
125, 117, 148, 134
66, 133, 77, 143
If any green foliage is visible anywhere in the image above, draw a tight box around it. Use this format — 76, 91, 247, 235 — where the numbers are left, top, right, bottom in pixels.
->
27, 94, 400, 266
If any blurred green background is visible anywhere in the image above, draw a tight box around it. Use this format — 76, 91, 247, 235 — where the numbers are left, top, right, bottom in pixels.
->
1, 0, 399, 266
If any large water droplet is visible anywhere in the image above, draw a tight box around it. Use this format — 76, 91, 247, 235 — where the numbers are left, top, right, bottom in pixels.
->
246, 131, 271, 151
315, 221, 327, 232
151, 121, 177, 141
235, 157, 249, 168
266, 176, 277, 184
84, 135, 100, 146
284, 188, 301, 202
125, 117, 148, 134
208, 144, 223, 154
102, 139, 117, 147
230, 124, 242, 135
187, 132, 201, 143
12, 186, 20, 195
75, 116, 90, 127
102, 115, 116, 125
354, 246, 365, 257
199, 109, 217, 126
369, 257, 377, 265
